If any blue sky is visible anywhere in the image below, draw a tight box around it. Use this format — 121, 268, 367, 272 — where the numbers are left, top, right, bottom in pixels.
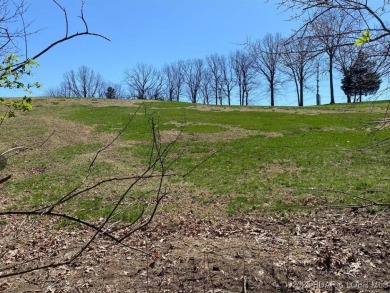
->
4, 0, 385, 105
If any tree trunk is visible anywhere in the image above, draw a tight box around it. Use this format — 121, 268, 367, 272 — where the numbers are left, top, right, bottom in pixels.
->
299, 78, 304, 107
294, 79, 299, 106
329, 54, 335, 104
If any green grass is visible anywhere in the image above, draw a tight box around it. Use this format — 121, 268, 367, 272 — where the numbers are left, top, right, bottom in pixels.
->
1, 99, 389, 219
51, 143, 102, 162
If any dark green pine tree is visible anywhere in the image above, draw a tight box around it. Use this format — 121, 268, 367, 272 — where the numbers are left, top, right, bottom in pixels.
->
105, 86, 116, 99
341, 51, 382, 103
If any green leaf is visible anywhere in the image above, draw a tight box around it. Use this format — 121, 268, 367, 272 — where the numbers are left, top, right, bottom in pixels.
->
355, 29, 370, 46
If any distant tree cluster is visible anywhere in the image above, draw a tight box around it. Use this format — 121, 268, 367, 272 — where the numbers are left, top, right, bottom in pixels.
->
45, 66, 125, 99
46, 1, 387, 106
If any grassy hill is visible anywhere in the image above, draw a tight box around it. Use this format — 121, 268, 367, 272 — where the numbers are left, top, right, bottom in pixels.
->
1, 98, 389, 291
1, 98, 389, 219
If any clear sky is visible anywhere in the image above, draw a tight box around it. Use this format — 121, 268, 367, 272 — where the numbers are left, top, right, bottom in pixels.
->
3, 0, 386, 105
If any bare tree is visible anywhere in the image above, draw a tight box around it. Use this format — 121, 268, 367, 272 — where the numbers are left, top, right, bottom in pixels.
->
124, 63, 162, 99
248, 33, 284, 106
308, 9, 358, 104
148, 70, 164, 100
206, 54, 224, 105
200, 67, 212, 104
222, 54, 237, 106
174, 60, 186, 102
163, 63, 176, 101
183, 58, 204, 104
45, 83, 71, 97
52, 65, 105, 98
231, 50, 257, 106
281, 36, 317, 106
162, 61, 185, 102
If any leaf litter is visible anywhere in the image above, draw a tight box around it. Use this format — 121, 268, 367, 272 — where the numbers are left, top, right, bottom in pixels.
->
0, 207, 388, 292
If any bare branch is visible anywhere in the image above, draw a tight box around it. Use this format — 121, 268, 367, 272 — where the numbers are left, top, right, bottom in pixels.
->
1, 0, 110, 77
52, 0, 68, 37
79, 0, 89, 33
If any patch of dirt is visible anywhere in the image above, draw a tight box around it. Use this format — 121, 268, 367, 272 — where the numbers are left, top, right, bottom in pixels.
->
259, 161, 302, 181
32, 98, 144, 108
0, 114, 99, 151
376, 118, 390, 129
1, 116, 110, 172
161, 122, 283, 143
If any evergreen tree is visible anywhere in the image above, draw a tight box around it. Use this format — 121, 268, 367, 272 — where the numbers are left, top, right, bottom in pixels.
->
341, 51, 381, 103
105, 86, 116, 99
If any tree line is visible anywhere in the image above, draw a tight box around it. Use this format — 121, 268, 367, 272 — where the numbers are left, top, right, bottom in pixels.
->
46, 8, 387, 106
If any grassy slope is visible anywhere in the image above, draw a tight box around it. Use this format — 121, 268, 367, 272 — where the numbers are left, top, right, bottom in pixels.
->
1, 98, 389, 220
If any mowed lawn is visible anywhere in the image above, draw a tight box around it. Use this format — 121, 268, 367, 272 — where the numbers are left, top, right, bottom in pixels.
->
1, 98, 389, 222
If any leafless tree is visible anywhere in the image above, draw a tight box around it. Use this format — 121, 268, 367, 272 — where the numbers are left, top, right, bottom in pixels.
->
206, 54, 224, 105
307, 9, 358, 104
200, 67, 212, 104
162, 61, 185, 102
45, 83, 71, 97
281, 36, 317, 106
248, 33, 284, 106
183, 58, 204, 104
163, 63, 176, 101
148, 71, 164, 100
231, 50, 257, 106
124, 63, 162, 99
51, 65, 105, 98
221, 54, 237, 106
174, 60, 186, 102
